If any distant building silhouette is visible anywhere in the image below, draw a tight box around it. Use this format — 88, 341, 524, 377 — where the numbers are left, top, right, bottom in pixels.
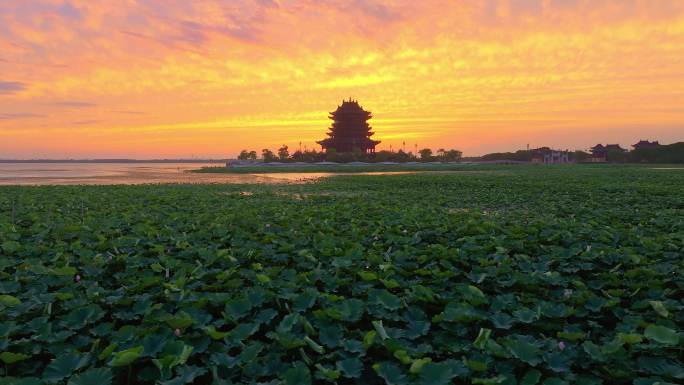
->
632, 140, 660, 150
317, 99, 380, 153
588, 143, 626, 162
531, 147, 570, 164
589, 144, 607, 162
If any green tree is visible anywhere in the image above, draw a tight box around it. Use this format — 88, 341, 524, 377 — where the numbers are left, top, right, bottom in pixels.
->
351, 148, 366, 162
419, 148, 433, 162
290, 150, 303, 161
325, 148, 339, 162
571, 150, 590, 162
443, 149, 463, 161
237, 150, 251, 160
261, 149, 277, 162
277, 145, 290, 161
606, 149, 628, 163
303, 149, 320, 162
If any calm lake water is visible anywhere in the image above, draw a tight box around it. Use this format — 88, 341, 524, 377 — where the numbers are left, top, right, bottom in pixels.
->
0, 163, 314, 185
0, 163, 413, 185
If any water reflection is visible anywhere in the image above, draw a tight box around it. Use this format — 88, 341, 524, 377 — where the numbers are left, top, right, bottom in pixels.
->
0, 163, 416, 185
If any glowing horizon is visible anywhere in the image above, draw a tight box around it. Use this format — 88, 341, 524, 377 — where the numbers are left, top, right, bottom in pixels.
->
1, 0, 683, 158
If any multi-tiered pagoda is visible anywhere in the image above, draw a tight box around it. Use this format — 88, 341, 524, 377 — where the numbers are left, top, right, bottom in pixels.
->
317, 99, 380, 153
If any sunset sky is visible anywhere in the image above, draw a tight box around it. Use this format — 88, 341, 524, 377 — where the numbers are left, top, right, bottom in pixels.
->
1, 0, 683, 158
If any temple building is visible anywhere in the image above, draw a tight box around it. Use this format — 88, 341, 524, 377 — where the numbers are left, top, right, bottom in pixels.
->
588, 143, 626, 162
317, 99, 380, 153
531, 147, 570, 164
632, 140, 660, 150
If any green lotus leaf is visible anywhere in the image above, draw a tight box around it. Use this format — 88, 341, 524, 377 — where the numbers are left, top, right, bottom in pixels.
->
644, 325, 679, 345
441, 301, 481, 323
0, 351, 30, 364
574, 375, 604, 385
364, 330, 377, 348
600, 338, 624, 355
542, 378, 569, 385
618, 333, 643, 345
318, 324, 344, 347
304, 336, 325, 354
42, 353, 82, 383
393, 350, 411, 365
51, 266, 77, 276
372, 320, 389, 340
141, 335, 167, 357
544, 351, 572, 373
64, 305, 104, 329
581, 341, 605, 362
150, 263, 164, 273
512, 308, 539, 324
462, 285, 488, 306
409, 357, 432, 374
255, 273, 271, 283
67, 368, 113, 385
335, 299, 365, 322
0, 295, 20, 307
418, 362, 459, 385
649, 301, 669, 318
98, 343, 118, 361
224, 297, 252, 320
637, 357, 684, 379
358, 271, 378, 281
369, 289, 401, 311
633, 377, 677, 385
315, 363, 341, 380
237, 342, 262, 363
152, 345, 193, 380
282, 365, 311, 385
0, 378, 42, 385
557, 331, 585, 342
158, 365, 207, 385
374, 361, 408, 385
337, 357, 363, 378
504, 338, 542, 366
490, 313, 515, 329
472, 376, 506, 385
277, 313, 300, 333
109, 346, 143, 367
473, 328, 492, 349
521, 369, 542, 385
464, 357, 488, 372
165, 311, 194, 329
1, 241, 21, 254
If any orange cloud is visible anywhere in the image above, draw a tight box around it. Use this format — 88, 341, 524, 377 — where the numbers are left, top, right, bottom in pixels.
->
1, 0, 684, 158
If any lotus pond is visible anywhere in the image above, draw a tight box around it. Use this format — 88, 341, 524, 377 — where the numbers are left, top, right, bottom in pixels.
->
0, 165, 683, 385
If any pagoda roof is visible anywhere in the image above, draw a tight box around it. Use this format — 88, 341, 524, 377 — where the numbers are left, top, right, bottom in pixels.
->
330, 98, 372, 116
317, 137, 381, 146
632, 140, 660, 148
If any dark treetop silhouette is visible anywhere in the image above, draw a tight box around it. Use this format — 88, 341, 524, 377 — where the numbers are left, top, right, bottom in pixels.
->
317, 98, 381, 153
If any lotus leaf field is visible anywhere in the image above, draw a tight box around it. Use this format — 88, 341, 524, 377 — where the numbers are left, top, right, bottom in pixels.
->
1, 165, 683, 385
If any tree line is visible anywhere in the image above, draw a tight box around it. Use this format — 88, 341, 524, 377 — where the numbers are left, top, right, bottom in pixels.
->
605, 142, 684, 163
479, 142, 684, 163
237, 146, 463, 163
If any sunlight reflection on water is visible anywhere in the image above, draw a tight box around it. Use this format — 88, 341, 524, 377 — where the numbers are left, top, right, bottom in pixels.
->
0, 163, 416, 185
